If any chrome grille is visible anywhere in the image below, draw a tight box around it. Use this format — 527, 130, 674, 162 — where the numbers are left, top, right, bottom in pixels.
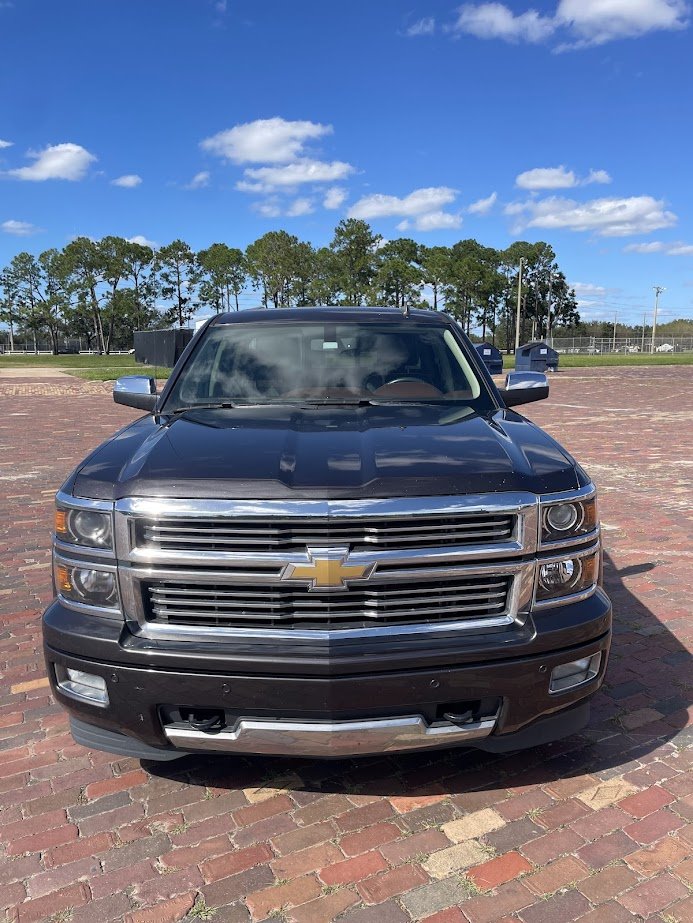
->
145, 574, 513, 630
137, 512, 516, 553
116, 493, 539, 639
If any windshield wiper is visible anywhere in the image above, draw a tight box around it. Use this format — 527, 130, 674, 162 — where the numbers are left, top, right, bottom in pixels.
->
165, 402, 241, 415
296, 398, 379, 407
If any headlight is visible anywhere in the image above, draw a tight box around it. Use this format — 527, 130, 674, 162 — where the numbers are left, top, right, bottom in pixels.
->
55, 505, 113, 550
536, 548, 599, 603
541, 496, 597, 544
55, 561, 119, 609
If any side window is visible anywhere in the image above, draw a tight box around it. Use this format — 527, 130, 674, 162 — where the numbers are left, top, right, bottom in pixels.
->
178, 336, 224, 402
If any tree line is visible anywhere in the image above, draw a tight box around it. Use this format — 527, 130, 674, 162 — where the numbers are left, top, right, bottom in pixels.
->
0, 219, 581, 354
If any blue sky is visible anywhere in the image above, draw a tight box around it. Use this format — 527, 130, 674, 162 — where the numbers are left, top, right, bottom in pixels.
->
1, 0, 692, 324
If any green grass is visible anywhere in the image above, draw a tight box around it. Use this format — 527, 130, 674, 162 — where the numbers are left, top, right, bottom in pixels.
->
0, 353, 139, 368
502, 352, 693, 369
0, 353, 171, 379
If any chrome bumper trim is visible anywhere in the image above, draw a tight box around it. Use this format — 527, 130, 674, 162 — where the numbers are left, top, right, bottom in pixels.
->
164, 713, 498, 757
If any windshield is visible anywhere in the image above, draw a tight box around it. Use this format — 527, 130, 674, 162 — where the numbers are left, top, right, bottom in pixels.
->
163, 320, 494, 412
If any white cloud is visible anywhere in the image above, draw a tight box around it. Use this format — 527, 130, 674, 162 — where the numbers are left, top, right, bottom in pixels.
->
516, 166, 577, 190
253, 199, 283, 218
406, 17, 436, 36
585, 168, 612, 185
449, 1, 689, 49
323, 186, 347, 209
468, 191, 497, 214
286, 197, 314, 217
398, 211, 463, 232
6, 142, 96, 181
451, 3, 556, 43
2, 219, 42, 236
238, 158, 354, 192
508, 194, 677, 237
623, 241, 666, 253
624, 239, 693, 255
349, 186, 458, 221
0, 139, 13, 149
127, 235, 158, 248
185, 170, 210, 189
111, 174, 142, 188
201, 117, 332, 164
571, 282, 608, 297
516, 166, 613, 189
556, 0, 689, 47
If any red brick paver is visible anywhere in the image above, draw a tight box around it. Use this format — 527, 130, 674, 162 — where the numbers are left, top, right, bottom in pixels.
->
0, 366, 691, 922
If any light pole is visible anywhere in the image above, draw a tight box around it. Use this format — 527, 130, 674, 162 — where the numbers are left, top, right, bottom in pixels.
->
651, 286, 665, 353
514, 258, 524, 353
612, 310, 618, 352
641, 312, 647, 353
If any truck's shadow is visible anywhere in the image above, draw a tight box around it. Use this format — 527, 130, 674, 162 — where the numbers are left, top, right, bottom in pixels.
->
147, 553, 691, 797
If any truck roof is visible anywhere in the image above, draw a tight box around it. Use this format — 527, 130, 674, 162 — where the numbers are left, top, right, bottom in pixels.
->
214, 307, 451, 325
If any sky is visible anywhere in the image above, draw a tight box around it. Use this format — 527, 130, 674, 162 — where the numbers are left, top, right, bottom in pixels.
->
1, 0, 692, 326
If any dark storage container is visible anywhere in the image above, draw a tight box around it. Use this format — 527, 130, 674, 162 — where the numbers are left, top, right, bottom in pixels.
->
134, 329, 193, 368
515, 341, 559, 372
474, 342, 504, 375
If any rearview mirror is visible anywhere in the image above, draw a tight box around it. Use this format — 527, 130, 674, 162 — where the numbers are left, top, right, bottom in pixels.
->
499, 371, 549, 408
113, 375, 157, 411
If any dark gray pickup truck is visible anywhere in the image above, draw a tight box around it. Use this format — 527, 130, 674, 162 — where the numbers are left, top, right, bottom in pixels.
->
43, 307, 611, 760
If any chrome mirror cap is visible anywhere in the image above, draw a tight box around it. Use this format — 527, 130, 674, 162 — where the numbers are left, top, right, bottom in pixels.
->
113, 376, 157, 411
505, 371, 549, 391
500, 371, 549, 408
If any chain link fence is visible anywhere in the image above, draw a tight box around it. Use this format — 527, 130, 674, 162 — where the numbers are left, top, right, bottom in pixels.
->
549, 336, 693, 355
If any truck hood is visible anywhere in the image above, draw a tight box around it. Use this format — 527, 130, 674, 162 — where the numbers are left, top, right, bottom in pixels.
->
70, 404, 582, 500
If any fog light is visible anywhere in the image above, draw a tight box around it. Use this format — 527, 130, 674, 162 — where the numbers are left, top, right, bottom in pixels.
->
56, 665, 109, 706
550, 653, 601, 693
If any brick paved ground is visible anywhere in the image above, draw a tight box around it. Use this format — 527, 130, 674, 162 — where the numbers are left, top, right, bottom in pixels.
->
1, 366, 691, 923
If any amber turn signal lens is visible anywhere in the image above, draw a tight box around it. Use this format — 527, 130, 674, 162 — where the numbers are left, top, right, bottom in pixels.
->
55, 509, 68, 535
581, 550, 600, 587
582, 498, 598, 534
56, 564, 72, 592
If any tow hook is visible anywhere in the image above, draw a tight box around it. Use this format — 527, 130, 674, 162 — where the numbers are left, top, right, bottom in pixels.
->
187, 711, 225, 732
443, 710, 476, 726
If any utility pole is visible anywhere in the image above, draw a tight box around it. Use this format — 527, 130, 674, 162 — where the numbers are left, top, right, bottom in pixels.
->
514, 258, 524, 353
651, 286, 665, 353
641, 312, 646, 353
545, 270, 552, 343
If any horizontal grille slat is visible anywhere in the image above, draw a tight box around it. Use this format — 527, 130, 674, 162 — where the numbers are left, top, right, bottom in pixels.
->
138, 512, 516, 553
145, 575, 514, 630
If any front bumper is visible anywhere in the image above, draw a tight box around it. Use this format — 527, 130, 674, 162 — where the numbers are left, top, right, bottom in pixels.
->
44, 589, 611, 760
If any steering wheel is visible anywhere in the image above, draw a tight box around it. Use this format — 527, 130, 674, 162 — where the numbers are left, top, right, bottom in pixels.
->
364, 372, 385, 392
384, 376, 428, 386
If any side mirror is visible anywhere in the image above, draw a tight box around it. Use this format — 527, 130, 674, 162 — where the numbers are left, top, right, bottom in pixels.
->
113, 375, 157, 411
499, 371, 549, 408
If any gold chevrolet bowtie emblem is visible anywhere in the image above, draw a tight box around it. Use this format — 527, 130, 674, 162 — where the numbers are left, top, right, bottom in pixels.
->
283, 548, 375, 591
